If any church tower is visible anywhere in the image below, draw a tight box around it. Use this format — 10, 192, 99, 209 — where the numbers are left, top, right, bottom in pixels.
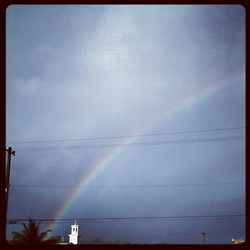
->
68, 220, 79, 244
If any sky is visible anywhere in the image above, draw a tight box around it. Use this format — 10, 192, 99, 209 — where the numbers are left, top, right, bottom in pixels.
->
6, 5, 245, 244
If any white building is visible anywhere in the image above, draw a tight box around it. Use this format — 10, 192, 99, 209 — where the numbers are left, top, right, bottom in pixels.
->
232, 238, 244, 244
68, 220, 79, 244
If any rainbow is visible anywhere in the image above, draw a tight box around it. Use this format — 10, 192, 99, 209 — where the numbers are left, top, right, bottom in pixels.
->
48, 69, 244, 233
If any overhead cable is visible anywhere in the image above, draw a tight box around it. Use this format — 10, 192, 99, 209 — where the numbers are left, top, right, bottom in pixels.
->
15, 135, 245, 152
7, 126, 245, 144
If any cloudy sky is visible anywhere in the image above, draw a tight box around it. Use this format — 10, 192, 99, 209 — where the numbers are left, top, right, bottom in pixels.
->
6, 5, 245, 244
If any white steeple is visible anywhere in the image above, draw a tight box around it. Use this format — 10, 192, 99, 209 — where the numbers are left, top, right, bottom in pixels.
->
68, 220, 79, 244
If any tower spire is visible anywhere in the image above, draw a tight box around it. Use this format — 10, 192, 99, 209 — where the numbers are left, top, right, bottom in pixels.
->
69, 220, 79, 244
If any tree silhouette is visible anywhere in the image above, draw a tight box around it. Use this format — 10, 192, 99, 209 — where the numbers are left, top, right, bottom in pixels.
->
11, 218, 58, 245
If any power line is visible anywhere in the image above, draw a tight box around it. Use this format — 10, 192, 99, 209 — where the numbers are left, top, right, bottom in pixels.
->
8, 214, 245, 224
7, 126, 245, 144
15, 135, 245, 152
9, 181, 245, 189
108, 232, 239, 238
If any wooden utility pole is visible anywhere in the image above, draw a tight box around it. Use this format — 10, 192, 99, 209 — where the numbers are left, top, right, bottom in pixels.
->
5, 147, 15, 214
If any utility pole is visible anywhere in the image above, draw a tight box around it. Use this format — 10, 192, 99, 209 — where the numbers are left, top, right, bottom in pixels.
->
5, 147, 15, 215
